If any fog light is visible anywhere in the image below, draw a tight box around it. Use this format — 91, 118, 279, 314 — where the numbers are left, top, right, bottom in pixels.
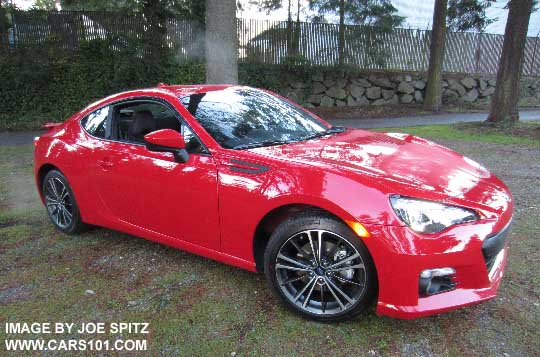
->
420, 267, 455, 279
419, 267, 456, 297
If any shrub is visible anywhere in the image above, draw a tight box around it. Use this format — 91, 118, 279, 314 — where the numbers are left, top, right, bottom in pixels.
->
0, 39, 206, 130
0, 40, 334, 130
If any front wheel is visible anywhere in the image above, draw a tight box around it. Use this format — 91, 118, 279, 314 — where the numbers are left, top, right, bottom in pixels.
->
264, 213, 377, 322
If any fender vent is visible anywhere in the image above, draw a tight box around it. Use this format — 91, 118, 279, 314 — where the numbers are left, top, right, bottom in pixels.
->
228, 159, 269, 174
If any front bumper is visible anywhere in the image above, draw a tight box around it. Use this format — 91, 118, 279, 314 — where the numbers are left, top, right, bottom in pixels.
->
363, 217, 511, 319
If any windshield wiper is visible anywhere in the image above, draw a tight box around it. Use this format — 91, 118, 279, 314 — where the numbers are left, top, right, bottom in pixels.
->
232, 127, 346, 150
302, 126, 346, 141
232, 139, 299, 150
326, 126, 346, 133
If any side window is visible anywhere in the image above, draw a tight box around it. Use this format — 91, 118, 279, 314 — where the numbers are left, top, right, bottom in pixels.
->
181, 125, 196, 144
111, 101, 206, 154
181, 125, 206, 154
81, 106, 110, 139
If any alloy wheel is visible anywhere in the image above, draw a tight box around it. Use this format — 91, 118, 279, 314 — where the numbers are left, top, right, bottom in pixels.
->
44, 177, 73, 229
275, 229, 368, 315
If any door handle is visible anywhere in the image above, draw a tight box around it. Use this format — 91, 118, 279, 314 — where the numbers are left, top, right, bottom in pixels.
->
97, 157, 114, 170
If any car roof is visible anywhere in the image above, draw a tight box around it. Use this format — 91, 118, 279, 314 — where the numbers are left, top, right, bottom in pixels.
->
79, 84, 242, 115
156, 83, 237, 97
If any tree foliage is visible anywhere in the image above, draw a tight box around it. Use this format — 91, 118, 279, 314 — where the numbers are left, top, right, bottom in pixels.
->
249, 0, 304, 22
249, 0, 304, 58
308, 0, 404, 30
308, 0, 404, 65
32, 0, 57, 10
32, 0, 207, 62
250, 0, 290, 16
33, 0, 206, 23
447, 0, 496, 32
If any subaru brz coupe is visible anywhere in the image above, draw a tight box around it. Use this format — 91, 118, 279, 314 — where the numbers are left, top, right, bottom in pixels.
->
34, 85, 513, 321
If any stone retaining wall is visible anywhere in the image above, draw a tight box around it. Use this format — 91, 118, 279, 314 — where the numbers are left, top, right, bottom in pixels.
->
282, 71, 540, 108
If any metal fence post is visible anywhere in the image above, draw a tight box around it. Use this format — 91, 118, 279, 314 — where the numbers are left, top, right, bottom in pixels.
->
531, 31, 540, 77
475, 33, 482, 74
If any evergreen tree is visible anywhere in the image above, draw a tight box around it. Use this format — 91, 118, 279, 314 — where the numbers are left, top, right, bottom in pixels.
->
249, 0, 304, 57
447, 0, 496, 32
308, 0, 404, 65
57, 0, 205, 22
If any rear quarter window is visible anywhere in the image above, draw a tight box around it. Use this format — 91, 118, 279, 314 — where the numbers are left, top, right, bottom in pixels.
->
81, 106, 110, 139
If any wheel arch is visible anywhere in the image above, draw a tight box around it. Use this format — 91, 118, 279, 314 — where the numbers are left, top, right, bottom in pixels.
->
252, 201, 370, 273
37, 163, 62, 200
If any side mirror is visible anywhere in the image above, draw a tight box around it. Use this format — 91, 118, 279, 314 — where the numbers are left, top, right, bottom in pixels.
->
144, 129, 189, 163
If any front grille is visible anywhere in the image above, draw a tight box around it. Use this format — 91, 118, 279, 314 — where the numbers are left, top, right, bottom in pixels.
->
482, 219, 512, 272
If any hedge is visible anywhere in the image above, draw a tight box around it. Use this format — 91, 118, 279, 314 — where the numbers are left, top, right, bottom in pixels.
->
0, 39, 317, 130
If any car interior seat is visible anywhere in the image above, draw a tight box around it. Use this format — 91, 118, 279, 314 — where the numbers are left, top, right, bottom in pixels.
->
128, 110, 156, 143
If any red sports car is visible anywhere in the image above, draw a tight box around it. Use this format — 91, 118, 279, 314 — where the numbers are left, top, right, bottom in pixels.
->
34, 85, 513, 321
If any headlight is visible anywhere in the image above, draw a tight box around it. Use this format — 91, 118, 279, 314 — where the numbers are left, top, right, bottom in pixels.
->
390, 195, 479, 234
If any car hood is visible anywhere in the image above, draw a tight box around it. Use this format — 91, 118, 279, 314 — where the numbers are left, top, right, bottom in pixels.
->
249, 129, 512, 218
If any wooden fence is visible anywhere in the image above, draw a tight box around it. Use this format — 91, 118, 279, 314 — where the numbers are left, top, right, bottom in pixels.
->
3, 11, 540, 76
6, 10, 205, 61
238, 18, 540, 76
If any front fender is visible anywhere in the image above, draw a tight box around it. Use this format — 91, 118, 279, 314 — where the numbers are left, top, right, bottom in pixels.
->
217, 157, 396, 264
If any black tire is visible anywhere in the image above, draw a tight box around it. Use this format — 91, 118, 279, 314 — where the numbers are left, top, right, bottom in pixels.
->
264, 212, 377, 322
42, 170, 87, 234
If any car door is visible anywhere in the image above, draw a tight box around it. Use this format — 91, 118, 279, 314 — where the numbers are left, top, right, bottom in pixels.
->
86, 99, 220, 251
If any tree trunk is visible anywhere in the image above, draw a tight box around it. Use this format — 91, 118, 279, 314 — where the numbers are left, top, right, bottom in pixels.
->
423, 0, 448, 112
293, 0, 300, 56
487, 0, 534, 124
0, 1, 6, 50
338, 0, 345, 65
205, 0, 238, 84
286, 0, 293, 57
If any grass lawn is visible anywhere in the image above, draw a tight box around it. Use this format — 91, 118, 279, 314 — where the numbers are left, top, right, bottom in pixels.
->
310, 103, 493, 122
1, 125, 539, 355
373, 121, 540, 148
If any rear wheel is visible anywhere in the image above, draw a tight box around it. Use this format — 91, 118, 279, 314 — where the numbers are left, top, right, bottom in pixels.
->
42, 170, 86, 234
264, 213, 377, 322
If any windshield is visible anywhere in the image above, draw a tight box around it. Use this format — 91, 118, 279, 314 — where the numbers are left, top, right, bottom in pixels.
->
180, 87, 337, 149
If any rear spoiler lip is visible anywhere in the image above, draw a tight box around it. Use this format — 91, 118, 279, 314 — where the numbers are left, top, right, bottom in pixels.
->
42, 122, 63, 131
